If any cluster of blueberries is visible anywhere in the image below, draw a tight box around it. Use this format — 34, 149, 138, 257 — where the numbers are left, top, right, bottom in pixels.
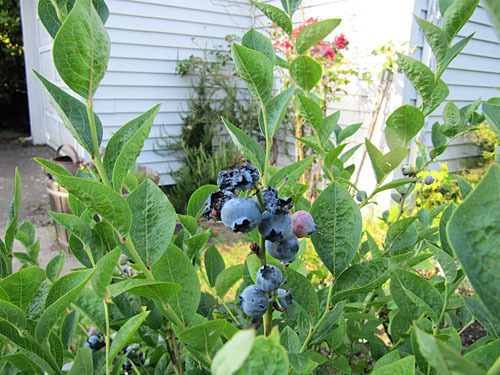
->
121, 344, 145, 373
85, 330, 107, 354
240, 265, 292, 318
204, 162, 317, 318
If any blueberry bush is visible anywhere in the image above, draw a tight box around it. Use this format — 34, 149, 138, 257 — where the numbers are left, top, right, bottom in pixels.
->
1, 0, 500, 374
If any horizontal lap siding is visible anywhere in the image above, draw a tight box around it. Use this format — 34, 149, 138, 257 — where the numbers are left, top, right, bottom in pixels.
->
94, 0, 254, 185
417, 2, 500, 170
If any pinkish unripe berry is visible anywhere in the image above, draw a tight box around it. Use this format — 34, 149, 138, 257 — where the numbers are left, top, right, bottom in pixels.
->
291, 211, 317, 238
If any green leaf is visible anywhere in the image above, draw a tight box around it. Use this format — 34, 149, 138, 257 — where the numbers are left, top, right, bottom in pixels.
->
3, 352, 41, 374
46, 250, 65, 283
205, 245, 225, 288
127, 180, 176, 268
319, 111, 340, 142
331, 259, 389, 303
373, 178, 418, 194
242, 332, 289, 374
463, 296, 500, 338
72, 288, 106, 332
290, 56, 322, 92
91, 247, 121, 299
0, 267, 45, 311
442, 0, 480, 43
484, 0, 500, 36
52, 0, 110, 98
441, 100, 464, 136
231, 43, 273, 105
179, 320, 225, 353
436, 33, 474, 81
108, 279, 181, 305
432, 121, 447, 148
391, 269, 443, 323
414, 15, 448, 65
372, 356, 415, 375
415, 327, 486, 375
110, 105, 160, 191
33, 71, 103, 155
242, 28, 275, 65
448, 164, 500, 318
215, 264, 243, 299
423, 79, 450, 116
183, 231, 210, 261
107, 311, 149, 365
385, 105, 425, 149
212, 330, 256, 375
310, 301, 345, 344
0, 300, 26, 330
294, 94, 323, 132
337, 123, 362, 145
187, 184, 218, 219
252, 2, 292, 36
372, 351, 401, 372
94, 221, 117, 252
397, 54, 435, 104
280, 326, 302, 354
483, 99, 500, 138
222, 118, 265, 175
339, 144, 362, 163
151, 244, 201, 326
259, 85, 295, 140
178, 214, 197, 235
48, 332, 64, 369
296, 19, 341, 54
60, 310, 78, 349
324, 144, 347, 168
5, 168, 21, 253
68, 347, 93, 375
267, 155, 314, 188
427, 242, 457, 284
311, 182, 362, 277
17, 221, 35, 247
35, 159, 132, 236
386, 217, 418, 251
280, 0, 301, 16
439, 203, 456, 255
365, 139, 407, 183
48, 211, 103, 264
0, 320, 62, 375
464, 338, 500, 370
36, 269, 94, 342
285, 268, 319, 316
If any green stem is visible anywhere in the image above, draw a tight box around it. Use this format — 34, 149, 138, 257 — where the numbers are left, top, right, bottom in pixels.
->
434, 283, 449, 334
261, 106, 271, 186
49, 0, 64, 22
84, 245, 96, 268
299, 275, 335, 352
103, 298, 111, 375
170, 324, 183, 375
86, 99, 112, 188
264, 302, 273, 336
255, 190, 267, 267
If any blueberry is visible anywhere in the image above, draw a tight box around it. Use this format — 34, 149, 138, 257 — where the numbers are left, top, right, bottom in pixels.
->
203, 190, 234, 220
221, 197, 262, 233
277, 289, 293, 310
119, 254, 128, 266
291, 211, 317, 238
266, 234, 300, 263
87, 335, 100, 348
424, 175, 434, 185
356, 190, 367, 202
123, 359, 132, 371
258, 212, 292, 242
256, 265, 283, 292
239, 285, 269, 318
261, 187, 293, 215
217, 162, 260, 192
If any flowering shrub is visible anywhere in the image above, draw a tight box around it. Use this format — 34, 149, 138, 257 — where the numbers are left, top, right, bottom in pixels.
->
1, 0, 500, 374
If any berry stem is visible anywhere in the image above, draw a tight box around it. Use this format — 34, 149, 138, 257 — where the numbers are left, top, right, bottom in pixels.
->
264, 301, 273, 336
103, 297, 110, 375
255, 190, 267, 267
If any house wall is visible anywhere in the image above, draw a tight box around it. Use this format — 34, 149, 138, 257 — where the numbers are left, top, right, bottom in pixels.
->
21, 0, 255, 185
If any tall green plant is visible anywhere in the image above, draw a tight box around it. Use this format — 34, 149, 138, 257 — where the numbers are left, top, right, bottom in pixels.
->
2, 0, 500, 374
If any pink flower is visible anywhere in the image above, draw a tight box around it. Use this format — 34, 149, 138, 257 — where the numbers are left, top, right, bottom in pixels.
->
334, 33, 348, 50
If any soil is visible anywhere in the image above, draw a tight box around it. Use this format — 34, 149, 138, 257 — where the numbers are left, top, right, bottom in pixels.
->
460, 319, 488, 348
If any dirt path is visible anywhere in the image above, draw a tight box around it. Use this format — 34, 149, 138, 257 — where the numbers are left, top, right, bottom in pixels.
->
0, 139, 80, 273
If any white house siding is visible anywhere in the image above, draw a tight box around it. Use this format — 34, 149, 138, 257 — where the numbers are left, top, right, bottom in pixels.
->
21, 0, 255, 185
414, 0, 500, 172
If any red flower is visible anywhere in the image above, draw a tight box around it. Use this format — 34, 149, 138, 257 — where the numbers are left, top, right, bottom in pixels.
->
334, 33, 348, 50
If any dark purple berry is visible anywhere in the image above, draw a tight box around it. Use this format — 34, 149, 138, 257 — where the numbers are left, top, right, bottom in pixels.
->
262, 187, 293, 215
291, 211, 317, 238
258, 212, 292, 242
217, 162, 260, 192
356, 190, 367, 202
203, 190, 234, 220
221, 197, 262, 233
277, 289, 293, 310
256, 265, 283, 292
266, 234, 300, 263
239, 285, 269, 318
424, 175, 434, 185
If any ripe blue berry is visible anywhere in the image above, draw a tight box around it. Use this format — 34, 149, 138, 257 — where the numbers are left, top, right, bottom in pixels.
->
277, 289, 293, 310
266, 234, 300, 263
258, 212, 292, 242
424, 175, 434, 185
291, 211, 317, 238
239, 285, 269, 318
256, 265, 283, 292
221, 197, 262, 232
356, 190, 367, 202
